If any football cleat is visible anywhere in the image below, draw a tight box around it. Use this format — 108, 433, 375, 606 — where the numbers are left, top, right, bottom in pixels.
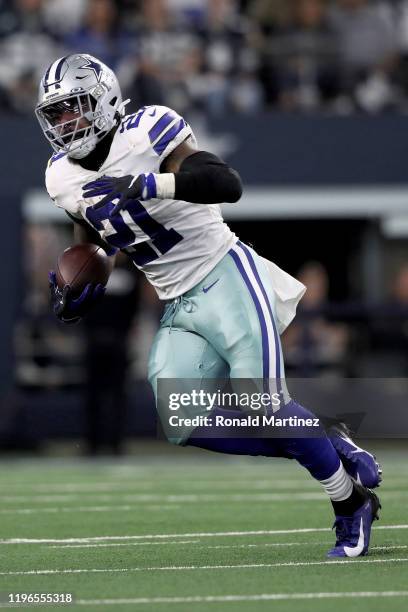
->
329, 423, 382, 489
327, 485, 381, 558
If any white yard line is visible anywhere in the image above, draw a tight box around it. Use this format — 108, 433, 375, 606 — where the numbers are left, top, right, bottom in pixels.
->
47, 541, 311, 550
2, 495, 81, 503
0, 505, 181, 515
1, 592, 405, 608
206, 542, 329, 549
6, 474, 407, 493
0, 487, 320, 504
60, 591, 408, 606
0, 495, 330, 516
1, 524, 407, 545
1, 486, 406, 501
1, 558, 408, 577
1, 491, 326, 504
0, 492, 405, 513
1, 485, 408, 506
372, 545, 408, 551
0, 479, 316, 492
0, 476, 405, 496
49, 540, 200, 549
47, 542, 408, 551
0, 483, 136, 492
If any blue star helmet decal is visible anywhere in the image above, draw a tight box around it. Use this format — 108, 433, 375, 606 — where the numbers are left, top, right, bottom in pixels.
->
78, 58, 103, 82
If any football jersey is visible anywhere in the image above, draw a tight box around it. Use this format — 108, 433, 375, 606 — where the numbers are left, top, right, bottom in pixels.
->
45, 105, 238, 300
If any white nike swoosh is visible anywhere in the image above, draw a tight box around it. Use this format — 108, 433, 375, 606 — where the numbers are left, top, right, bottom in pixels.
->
344, 516, 365, 557
343, 436, 368, 455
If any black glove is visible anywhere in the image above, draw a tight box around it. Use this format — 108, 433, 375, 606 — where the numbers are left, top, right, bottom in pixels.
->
49, 271, 105, 324
82, 173, 158, 216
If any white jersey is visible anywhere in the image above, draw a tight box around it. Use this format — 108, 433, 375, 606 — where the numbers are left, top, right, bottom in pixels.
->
45, 105, 237, 300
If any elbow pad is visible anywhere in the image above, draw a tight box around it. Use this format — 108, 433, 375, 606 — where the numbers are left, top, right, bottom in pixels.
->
174, 151, 243, 204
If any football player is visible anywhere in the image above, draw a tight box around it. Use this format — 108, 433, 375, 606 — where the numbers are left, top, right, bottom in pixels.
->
36, 54, 381, 558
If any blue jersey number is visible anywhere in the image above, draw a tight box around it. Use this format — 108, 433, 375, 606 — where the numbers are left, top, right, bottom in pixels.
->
119, 107, 147, 133
86, 200, 183, 266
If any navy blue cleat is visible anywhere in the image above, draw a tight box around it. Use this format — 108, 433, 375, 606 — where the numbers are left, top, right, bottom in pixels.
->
329, 423, 382, 489
327, 485, 381, 558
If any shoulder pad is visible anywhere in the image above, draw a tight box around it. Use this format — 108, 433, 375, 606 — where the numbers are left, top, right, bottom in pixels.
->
48, 151, 67, 168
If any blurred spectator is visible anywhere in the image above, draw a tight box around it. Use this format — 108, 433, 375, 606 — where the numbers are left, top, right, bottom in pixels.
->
42, 0, 86, 37
265, 0, 341, 112
121, 0, 201, 113
393, 263, 408, 304
330, 0, 399, 112
247, 0, 290, 106
394, 0, 408, 101
0, 0, 61, 113
368, 263, 408, 376
64, 0, 135, 70
283, 262, 350, 375
167, 0, 207, 27
249, 0, 290, 29
196, 0, 263, 114
0, 0, 407, 115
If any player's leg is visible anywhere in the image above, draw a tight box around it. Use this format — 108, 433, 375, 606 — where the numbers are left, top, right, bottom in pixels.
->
148, 302, 321, 463
148, 325, 229, 444
148, 303, 344, 469
174, 241, 380, 556
234, 243, 381, 557
167, 243, 336, 474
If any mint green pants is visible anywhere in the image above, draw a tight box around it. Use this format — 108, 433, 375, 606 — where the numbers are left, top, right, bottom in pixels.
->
148, 241, 286, 443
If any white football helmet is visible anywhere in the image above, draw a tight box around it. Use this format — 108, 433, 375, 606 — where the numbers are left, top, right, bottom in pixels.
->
35, 54, 128, 159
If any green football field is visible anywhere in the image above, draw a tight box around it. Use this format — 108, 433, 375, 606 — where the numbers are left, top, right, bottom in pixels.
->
0, 442, 407, 612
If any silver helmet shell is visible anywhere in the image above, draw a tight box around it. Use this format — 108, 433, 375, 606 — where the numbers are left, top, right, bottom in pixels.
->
35, 54, 126, 159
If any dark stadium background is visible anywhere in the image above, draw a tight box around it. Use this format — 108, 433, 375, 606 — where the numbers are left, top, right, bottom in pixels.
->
1, 0, 408, 452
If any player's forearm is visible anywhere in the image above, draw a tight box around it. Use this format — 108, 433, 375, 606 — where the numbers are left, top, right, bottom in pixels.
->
156, 151, 243, 204
71, 216, 117, 261
73, 222, 95, 245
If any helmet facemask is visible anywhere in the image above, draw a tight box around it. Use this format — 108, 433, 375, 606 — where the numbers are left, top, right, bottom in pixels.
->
36, 89, 115, 159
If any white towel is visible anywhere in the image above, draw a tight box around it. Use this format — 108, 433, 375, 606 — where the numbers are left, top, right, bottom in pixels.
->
261, 257, 306, 335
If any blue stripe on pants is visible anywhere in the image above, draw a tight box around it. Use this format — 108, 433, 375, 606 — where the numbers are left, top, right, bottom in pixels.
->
237, 241, 282, 381
229, 248, 270, 388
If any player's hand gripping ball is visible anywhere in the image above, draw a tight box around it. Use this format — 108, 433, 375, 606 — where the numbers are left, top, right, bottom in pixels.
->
49, 244, 111, 324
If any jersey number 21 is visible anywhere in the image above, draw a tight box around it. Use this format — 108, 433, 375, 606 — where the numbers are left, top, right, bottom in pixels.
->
86, 199, 183, 266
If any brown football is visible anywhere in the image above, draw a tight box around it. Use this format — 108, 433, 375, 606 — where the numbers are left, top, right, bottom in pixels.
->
56, 244, 112, 295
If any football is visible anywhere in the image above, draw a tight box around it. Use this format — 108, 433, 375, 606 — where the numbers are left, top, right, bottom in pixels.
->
56, 243, 112, 295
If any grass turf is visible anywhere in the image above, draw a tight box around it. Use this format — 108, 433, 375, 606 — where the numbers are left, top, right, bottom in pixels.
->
0, 442, 407, 611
